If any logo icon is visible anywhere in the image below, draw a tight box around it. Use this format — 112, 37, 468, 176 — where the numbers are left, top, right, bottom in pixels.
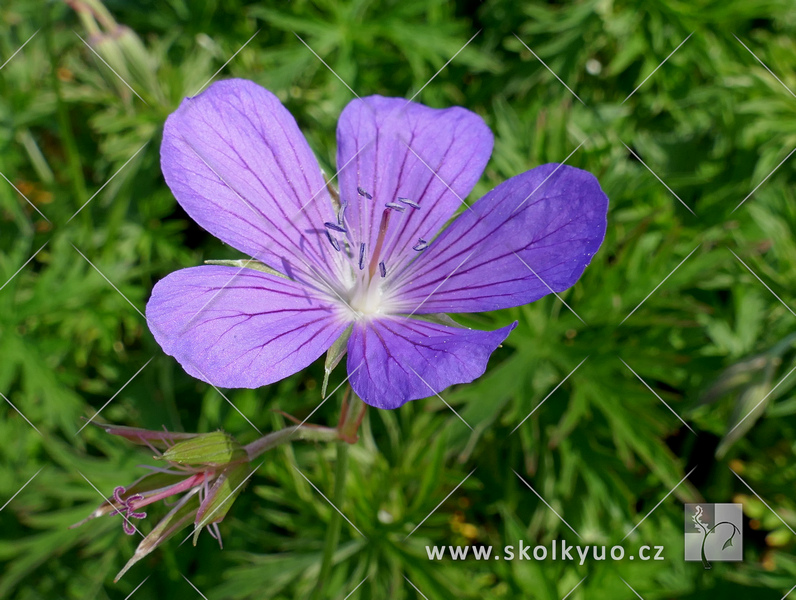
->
684, 503, 742, 568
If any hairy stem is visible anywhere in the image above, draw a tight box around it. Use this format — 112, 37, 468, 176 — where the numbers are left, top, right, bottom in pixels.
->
244, 425, 340, 461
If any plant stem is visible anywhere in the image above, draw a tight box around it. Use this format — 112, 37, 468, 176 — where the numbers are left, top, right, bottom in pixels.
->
244, 425, 340, 461
338, 393, 367, 443
310, 442, 349, 600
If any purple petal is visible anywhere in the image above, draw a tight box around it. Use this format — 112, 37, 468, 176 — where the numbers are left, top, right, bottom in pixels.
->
387, 164, 608, 314
161, 79, 343, 283
146, 266, 349, 388
335, 96, 492, 274
346, 317, 516, 409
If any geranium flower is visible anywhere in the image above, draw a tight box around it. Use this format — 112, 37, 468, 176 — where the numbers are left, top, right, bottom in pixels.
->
146, 79, 608, 409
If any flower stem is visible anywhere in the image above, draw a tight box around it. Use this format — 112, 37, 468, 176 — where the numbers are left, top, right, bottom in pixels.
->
311, 441, 349, 600
338, 393, 367, 443
244, 425, 340, 461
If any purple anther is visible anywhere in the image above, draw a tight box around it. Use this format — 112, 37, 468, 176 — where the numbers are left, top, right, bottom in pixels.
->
357, 186, 373, 199
325, 230, 340, 252
397, 197, 420, 209
324, 221, 346, 233
379, 261, 386, 278
385, 202, 406, 212
358, 243, 366, 270
337, 202, 347, 225
413, 238, 429, 252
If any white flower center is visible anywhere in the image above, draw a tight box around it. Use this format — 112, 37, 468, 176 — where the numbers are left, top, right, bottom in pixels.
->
348, 272, 389, 318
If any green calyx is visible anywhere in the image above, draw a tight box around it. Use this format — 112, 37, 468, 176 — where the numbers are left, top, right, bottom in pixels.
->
160, 431, 247, 468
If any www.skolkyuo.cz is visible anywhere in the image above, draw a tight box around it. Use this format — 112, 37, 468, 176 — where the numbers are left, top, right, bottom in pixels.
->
426, 540, 666, 564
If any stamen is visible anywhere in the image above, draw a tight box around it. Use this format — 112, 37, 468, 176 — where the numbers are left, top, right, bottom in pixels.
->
210, 522, 224, 549
384, 202, 406, 212
357, 186, 373, 199
324, 221, 346, 233
398, 197, 420, 209
358, 243, 366, 270
337, 202, 347, 225
413, 238, 429, 252
325, 230, 340, 252
379, 261, 386, 278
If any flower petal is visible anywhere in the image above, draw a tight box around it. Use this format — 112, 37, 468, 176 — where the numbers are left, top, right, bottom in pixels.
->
335, 96, 492, 274
388, 164, 608, 314
146, 266, 349, 388
161, 79, 342, 283
346, 317, 515, 409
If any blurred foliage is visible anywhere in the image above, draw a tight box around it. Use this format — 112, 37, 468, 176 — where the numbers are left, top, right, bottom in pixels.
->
1, 0, 796, 598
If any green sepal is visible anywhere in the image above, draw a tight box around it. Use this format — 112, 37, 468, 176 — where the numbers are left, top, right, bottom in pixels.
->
204, 259, 288, 279
160, 431, 247, 467
193, 464, 253, 545
323, 325, 353, 397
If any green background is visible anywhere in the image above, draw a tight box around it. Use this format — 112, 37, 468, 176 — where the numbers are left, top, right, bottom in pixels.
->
1, 0, 795, 598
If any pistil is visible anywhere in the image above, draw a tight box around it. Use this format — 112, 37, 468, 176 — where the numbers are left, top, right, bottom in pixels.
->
366, 207, 393, 278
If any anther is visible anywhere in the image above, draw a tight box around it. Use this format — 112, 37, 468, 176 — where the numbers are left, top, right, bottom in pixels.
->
325, 230, 340, 252
358, 243, 366, 270
398, 197, 420, 209
337, 202, 347, 225
385, 202, 406, 212
413, 238, 429, 252
379, 261, 386, 278
324, 221, 346, 233
357, 186, 373, 199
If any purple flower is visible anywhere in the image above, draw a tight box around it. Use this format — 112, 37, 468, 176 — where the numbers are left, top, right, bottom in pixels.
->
146, 79, 608, 409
